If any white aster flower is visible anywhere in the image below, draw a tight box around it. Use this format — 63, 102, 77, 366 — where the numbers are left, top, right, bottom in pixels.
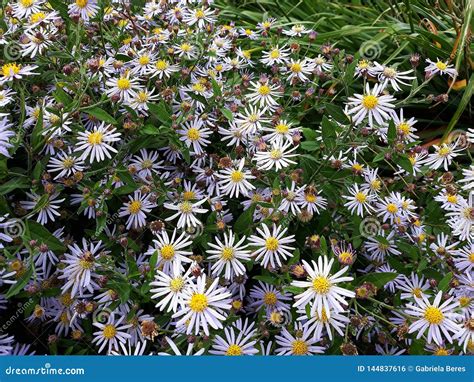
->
118, 191, 157, 229
407, 291, 461, 346
164, 198, 208, 229
346, 83, 396, 126
425, 58, 457, 78
173, 274, 232, 335
248, 224, 295, 269
75, 123, 121, 163
207, 230, 251, 280
216, 158, 256, 198
253, 140, 298, 171
292, 257, 355, 318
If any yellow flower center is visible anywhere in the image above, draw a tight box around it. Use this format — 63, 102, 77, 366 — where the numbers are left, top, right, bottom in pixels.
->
195, 9, 205, 19
352, 163, 363, 172
371, 180, 381, 190
128, 200, 142, 214
424, 306, 444, 325
263, 291, 277, 306
79, 258, 94, 270
189, 293, 208, 312
102, 324, 117, 339
60, 293, 73, 307
338, 251, 353, 263
269, 49, 280, 59
2, 63, 21, 77
192, 83, 206, 94
291, 339, 308, 355
362, 95, 378, 110
186, 127, 200, 141
290, 62, 302, 73
270, 149, 282, 159
435, 61, 447, 71
179, 201, 193, 213
138, 55, 150, 66
160, 244, 175, 260
226, 344, 243, 356
136, 91, 148, 103
435, 348, 449, 356
248, 114, 259, 123
183, 191, 196, 201
34, 305, 44, 318
30, 12, 46, 23
275, 123, 289, 134
412, 288, 422, 298
87, 131, 103, 145
355, 192, 367, 203
20, 0, 34, 7
180, 43, 191, 52
230, 170, 244, 183
169, 277, 184, 292
117, 77, 131, 90
305, 193, 317, 203
383, 67, 397, 78
312, 276, 331, 294
221, 247, 235, 261
258, 85, 271, 96
446, 195, 457, 204
62, 158, 75, 169
459, 296, 471, 307
386, 203, 398, 214
155, 60, 168, 70
358, 60, 369, 69
438, 146, 451, 157
398, 122, 411, 136
469, 253, 474, 263
265, 237, 279, 251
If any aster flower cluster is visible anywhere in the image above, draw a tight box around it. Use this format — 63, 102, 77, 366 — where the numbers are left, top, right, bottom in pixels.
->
0, 0, 472, 357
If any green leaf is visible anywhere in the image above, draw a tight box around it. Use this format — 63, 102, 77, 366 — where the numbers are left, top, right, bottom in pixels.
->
148, 101, 171, 125
234, 205, 255, 234
0, 177, 30, 195
438, 272, 452, 292
26, 220, 66, 252
53, 87, 73, 106
210, 78, 222, 98
321, 116, 336, 149
387, 119, 396, 144
84, 107, 118, 125
221, 107, 234, 121
6, 266, 33, 298
356, 272, 398, 288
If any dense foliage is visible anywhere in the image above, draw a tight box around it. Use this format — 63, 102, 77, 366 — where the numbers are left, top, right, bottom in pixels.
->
0, 0, 472, 356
